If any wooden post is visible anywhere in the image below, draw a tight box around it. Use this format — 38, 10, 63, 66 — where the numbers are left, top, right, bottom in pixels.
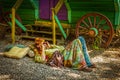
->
11, 0, 23, 43
52, 9, 56, 45
13, 0, 23, 10
11, 8, 16, 43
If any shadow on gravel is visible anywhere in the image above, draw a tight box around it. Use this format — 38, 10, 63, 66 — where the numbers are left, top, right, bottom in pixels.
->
98, 62, 120, 79
89, 49, 105, 58
0, 56, 82, 80
0, 56, 43, 80
0, 56, 18, 79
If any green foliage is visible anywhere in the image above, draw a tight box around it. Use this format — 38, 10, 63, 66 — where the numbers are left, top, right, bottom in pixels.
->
92, 36, 102, 50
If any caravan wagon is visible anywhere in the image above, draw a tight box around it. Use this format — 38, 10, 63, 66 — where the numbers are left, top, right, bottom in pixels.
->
0, 0, 120, 48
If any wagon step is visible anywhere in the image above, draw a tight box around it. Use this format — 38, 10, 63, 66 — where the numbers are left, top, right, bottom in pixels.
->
0, 23, 8, 27
21, 35, 64, 45
34, 21, 71, 28
21, 23, 65, 44
22, 36, 52, 41
26, 30, 62, 35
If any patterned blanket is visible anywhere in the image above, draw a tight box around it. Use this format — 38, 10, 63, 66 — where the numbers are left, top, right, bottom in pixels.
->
63, 36, 92, 69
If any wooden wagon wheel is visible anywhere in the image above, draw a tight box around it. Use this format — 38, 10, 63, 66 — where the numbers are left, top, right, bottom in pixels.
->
75, 13, 114, 48
2, 11, 22, 35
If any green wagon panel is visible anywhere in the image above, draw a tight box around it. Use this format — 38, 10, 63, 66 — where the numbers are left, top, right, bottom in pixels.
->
69, 0, 117, 28
17, 9, 35, 24
17, 0, 39, 24
1, 0, 120, 28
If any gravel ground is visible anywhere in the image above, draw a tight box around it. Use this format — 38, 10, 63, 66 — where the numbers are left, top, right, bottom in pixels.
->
0, 36, 120, 80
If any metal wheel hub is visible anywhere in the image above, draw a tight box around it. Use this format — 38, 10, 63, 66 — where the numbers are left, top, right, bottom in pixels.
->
88, 27, 98, 37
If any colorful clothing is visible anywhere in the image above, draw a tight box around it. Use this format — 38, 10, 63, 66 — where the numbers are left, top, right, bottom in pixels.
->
63, 36, 92, 70
78, 36, 92, 67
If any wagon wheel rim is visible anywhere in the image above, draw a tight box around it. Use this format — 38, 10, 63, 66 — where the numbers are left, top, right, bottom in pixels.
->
3, 11, 22, 35
75, 13, 114, 48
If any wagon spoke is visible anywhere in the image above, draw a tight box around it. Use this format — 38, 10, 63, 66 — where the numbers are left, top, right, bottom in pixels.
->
78, 26, 85, 29
96, 18, 103, 28
102, 33, 109, 38
87, 17, 93, 28
77, 26, 89, 35
82, 20, 90, 28
101, 38, 106, 44
94, 15, 96, 27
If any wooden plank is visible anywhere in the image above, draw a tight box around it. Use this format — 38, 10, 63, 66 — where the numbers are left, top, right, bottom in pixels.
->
0, 23, 8, 26
13, 0, 23, 10
52, 9, 56, 45
21, 36, 53, 41
54, 0, 64, 14
11, 8, 16, 43
26, 30, 62, 35
34, 21, 71, 28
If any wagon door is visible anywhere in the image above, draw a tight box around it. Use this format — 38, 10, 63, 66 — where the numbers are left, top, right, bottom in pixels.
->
54, 0, 68, 20
39, 0, 68, 21
39, 0, 50, 20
